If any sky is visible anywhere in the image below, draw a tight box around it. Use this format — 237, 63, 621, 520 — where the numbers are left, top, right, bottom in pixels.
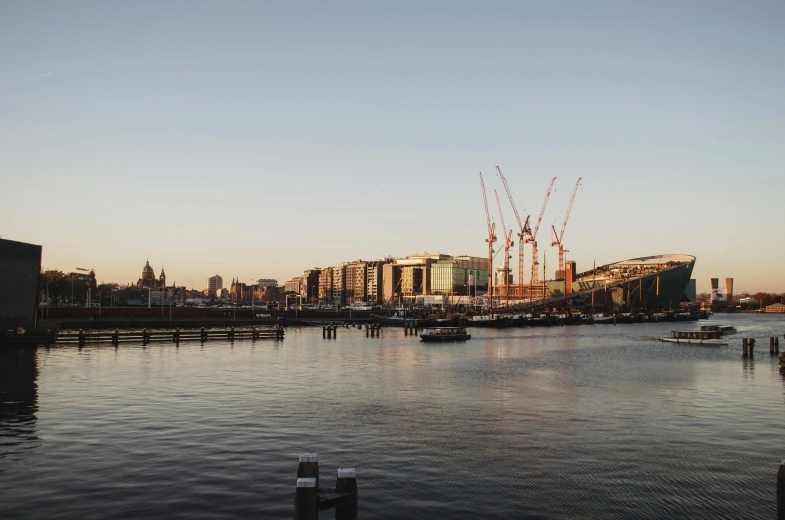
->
1, 1, 783, 293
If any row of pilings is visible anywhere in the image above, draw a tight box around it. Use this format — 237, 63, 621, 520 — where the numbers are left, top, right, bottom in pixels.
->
741, 336, 781, 359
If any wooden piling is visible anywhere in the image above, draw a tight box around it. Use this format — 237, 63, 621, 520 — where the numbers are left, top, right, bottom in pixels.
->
297, 453, 319, 490
333, 325, 337, 338
776, 336, 780, 354
778, 460, 785, 520
112, 329, 119, 346
174, 327, 180, 343
294, 477, 318, 520
743, 337, 749, 357
142, 329, 150, 345
78, 329, 85, 347
772, 337, 776, 355
201, 327, 207, 341
334, 468, 358, 520
749, 338, 755, 357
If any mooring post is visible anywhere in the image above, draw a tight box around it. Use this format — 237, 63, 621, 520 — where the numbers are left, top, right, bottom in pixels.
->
778, 460, 785, 520
743, 337, 749, 357
297, 453, 319, 490
230, 327, 235, 341
333, 325, 337, 338
777, 336, 781, 353
200, 327, 207, 341
174, 327, 180, 343
294, 477, 318, 520
142, 328, 150, 345
78, 329, 85, 347
335, 467, 358, 520
112, 329, 119, 346
366, 325, 369, 337
772, 337, 776, 355
749, 338, 755, 357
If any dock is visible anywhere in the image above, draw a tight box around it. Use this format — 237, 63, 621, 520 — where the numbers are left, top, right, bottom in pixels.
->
2, 326, 285, 347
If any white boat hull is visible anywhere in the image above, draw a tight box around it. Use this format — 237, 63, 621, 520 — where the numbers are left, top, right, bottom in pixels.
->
661, 337, 727, 345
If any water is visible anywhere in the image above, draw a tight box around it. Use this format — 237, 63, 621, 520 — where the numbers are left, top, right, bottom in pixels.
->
2, 314, 784, 519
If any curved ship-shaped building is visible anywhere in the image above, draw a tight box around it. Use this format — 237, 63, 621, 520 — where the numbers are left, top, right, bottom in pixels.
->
543, 254, 696, 311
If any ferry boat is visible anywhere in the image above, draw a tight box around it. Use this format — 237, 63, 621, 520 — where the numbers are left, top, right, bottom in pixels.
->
660, 330, 727, 345
420, 327, 471, 342
700, 324, 737, 335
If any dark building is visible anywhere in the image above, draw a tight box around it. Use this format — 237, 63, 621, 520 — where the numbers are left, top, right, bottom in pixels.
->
136, 259, 166, 289
0, 238, 43, 331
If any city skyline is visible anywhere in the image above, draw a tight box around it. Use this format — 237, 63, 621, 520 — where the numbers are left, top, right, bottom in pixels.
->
2, 1, 783, 293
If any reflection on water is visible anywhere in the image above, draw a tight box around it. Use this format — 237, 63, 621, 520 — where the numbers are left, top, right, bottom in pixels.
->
0, 314, 783, 519
0, 348, 40, 464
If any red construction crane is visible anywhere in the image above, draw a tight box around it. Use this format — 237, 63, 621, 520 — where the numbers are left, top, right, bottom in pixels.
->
496, 166, 531, 300
494, 189, 514, 305
527, 176, 557, 285
551, 177, 582, 280
479, 172, 497, 311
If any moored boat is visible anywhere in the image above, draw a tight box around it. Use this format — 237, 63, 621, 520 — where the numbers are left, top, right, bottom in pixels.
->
466, 314, 514, 328
420, 327, 471, 342
661, 330, 727, 345
700, 324, 737, 335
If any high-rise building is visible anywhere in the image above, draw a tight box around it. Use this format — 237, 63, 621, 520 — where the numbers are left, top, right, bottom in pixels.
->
332, 263, 348, 305
206, 275, 223, 299
301, 268, 321, 303
352, 262, 367, 302
318, 268, 333, 303
365, 260, 388, 304
284, 277, 303, 294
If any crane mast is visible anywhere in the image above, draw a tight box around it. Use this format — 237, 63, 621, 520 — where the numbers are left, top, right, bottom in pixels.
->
479, 173, 496, 311
528, 176, 557, 285
551, 177, 582, 280
494, 189, 514, 305
496, 166, 530, 300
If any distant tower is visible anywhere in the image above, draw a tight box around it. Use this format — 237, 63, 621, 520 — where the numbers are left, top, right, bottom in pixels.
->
710, 278, 719, 302
159, 268, 166, 288
139, 259, 157, 288
142, 260, 155, 282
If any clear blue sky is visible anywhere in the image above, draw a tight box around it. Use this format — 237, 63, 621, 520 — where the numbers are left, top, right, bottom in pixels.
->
1, 1, 783, 292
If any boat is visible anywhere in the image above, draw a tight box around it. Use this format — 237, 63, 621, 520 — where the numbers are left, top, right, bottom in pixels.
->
700, 324, 737, 335
465, 314, 514, 328
660, 330, 727, 345
583, 313, 615, 324
420, 327, 471, 342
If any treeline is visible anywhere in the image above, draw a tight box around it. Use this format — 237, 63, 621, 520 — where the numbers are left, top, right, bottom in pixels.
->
697, 292, 785, 308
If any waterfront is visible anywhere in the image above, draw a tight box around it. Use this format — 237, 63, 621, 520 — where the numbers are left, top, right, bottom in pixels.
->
2, 314, 784, 519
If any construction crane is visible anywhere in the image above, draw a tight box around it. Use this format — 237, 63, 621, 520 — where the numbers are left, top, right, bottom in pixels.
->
527, 176, 557, 285
497, 166, 530, 300
494, 189, 514, 305
479, 172, 497, 311
551, 177, 582, 281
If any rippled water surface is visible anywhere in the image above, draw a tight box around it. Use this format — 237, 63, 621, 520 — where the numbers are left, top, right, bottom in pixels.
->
2, 314, 785, 519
